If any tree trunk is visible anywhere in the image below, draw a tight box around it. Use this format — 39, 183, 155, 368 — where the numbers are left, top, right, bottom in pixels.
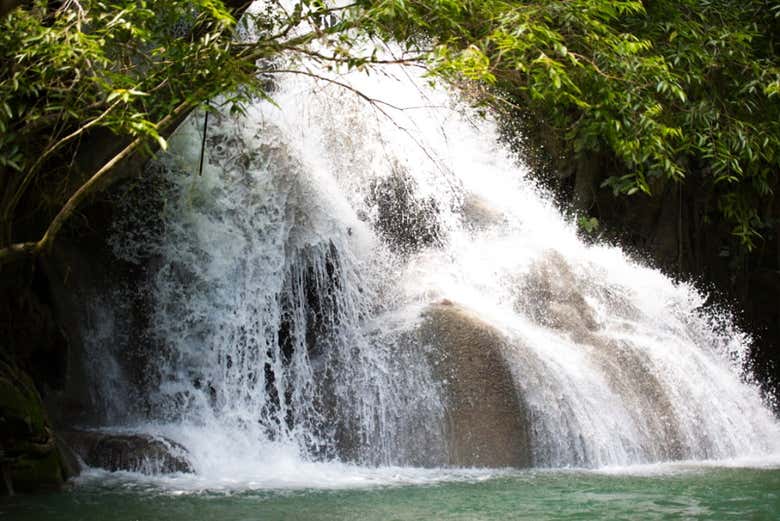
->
573, 153, 600, 214
0, 0, 22, 18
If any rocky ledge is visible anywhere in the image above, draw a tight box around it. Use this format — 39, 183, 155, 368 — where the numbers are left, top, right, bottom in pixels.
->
61, 431, 193, 474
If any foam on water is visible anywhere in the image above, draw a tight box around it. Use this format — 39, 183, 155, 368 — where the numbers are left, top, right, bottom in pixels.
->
596, 453, 780, 477
75, 461, 506, 493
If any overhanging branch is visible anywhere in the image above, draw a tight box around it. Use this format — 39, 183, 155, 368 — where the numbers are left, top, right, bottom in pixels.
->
0, 99, 194, 268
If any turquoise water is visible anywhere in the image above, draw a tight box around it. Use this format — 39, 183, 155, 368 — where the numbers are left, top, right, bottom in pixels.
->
4, 464, 779, 520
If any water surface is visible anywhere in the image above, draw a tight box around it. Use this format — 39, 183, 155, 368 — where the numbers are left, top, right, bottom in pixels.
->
4, 463, 779, 521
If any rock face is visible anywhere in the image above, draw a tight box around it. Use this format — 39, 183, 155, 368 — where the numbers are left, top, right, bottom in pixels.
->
368, 170, 442, 252
578, 162, 780, 407
514, 251, 684, 462
61, 431, 193, 474
0, 360, 74, 494
419, 303, 531, 467
460, 193, 506, 230
515, 250, 600, 339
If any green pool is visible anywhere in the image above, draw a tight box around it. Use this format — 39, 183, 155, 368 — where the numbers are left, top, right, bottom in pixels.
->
3, 462, 779, 521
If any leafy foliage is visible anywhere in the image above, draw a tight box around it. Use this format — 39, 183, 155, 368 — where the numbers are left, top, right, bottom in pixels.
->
2, 0, 778, 255
0, 0, 405, 252
361, 0, 780, 248
0, 0, 246, 244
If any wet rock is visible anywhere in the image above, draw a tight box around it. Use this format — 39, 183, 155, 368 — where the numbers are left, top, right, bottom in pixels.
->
368, 170, 441, 252
420, 303, 531, 467
460, 193, 506, 230
0, 360, 69, 494
54, 434, 81, 481
61, 431, 193, 474
515, 251, 683, 461
516, 250, 600, 337
587, 339, 685, 461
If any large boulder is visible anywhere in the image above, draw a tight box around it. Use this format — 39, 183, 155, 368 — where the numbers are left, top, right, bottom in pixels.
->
515, 251, 684, 461
0, 360, 75, 494
419, 302, 531, 467
61, 430, 193, 474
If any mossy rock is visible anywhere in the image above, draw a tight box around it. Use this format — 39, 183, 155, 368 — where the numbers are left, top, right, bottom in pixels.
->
0, 360, 68, 494
0, 360, 48, 442
6, 451, 64, 494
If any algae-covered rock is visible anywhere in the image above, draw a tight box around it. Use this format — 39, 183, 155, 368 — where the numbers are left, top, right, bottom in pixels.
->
0, 362, 48, 441
0, 360, 69, 494
5, 450, 63, 494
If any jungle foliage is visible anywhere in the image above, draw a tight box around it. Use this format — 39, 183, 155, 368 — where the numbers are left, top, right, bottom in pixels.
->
0, 0, 405, 262
1, 0, 779, 260
361, 0, 780, 249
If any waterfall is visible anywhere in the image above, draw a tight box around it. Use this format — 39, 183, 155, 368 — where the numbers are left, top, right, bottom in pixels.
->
99, 49, 779, 483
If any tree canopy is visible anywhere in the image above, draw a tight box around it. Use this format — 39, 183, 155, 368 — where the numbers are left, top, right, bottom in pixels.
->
0, 0, 406, 262
1, 0, 779, 262
361, 0, 780, 249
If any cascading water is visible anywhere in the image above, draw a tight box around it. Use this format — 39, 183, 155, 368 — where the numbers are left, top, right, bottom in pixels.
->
97, 42, 780, 485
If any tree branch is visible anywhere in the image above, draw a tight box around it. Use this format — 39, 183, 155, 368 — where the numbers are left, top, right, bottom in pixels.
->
0, 241, 38, 268
4, 99, 124, 229
0, 99, 194, 267
272, 68, 451, 179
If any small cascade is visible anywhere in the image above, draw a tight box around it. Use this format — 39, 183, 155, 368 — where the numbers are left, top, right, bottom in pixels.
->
95, 46, 780, 481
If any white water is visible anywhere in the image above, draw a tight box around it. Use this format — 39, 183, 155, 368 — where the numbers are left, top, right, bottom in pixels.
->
99, 46, 780, 488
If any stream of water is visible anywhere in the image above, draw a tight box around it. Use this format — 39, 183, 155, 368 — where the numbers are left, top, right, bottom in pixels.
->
5, 462, 780, 520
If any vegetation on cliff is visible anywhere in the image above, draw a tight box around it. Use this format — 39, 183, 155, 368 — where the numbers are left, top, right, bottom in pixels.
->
362, 0, 780, 251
